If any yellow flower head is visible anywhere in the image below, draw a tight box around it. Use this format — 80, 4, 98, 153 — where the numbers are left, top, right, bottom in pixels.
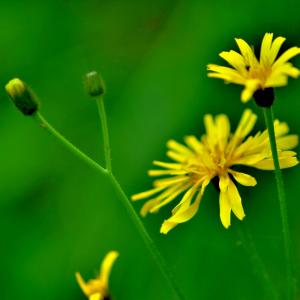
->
132, 110, 298, 233
76, 251, 119, 300
207, 33, 300, 103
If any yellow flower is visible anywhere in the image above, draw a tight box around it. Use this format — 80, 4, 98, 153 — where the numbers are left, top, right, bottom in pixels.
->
207, 33, 300, 103
76, 251, 119, 300
131, 110, 298, 233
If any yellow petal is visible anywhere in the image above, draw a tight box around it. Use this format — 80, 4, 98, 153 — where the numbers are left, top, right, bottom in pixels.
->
228, 170, 257, 186
241, 79, 261, 102
271, 62, 300, 78
219, 175, 229, 193
99, 251, 119, 289
216, 114, 230, 151
219, 191, 231, 229
219, 50, 248, 75
172, 180, 202, 214
234, 109, 253, 137
153, 161, 183, 170
218, 156, 227, 169
260, 33, 273, 65
131, 185, 166, 201
235, 38, 259, 66
207, 72, 246, 85
274, 121, 289, 137
204, 114, 217, 146
167, 140, 195, 156
141, 182, 187, 215
153, 175, 188, 187
150, 182, 194, 213
227, 179, 245, 221
184, 135, 204, 154
207, 72, 231, 81
201, 152, 218, 170
265, 75, 288, 88
269, 36, 286, 64
200, 178, 211, 195
148, 169, 188, 176
276, 135, 299, 150
279, 63, 300, 78
233, 153, 268, 165
234, 109, 257, 140
240, 114, 257, 139
140, 198, 162, 217
231, 109, 257, 151
272, 46, 300, 69
234, 136, 256, 156
160, 220, 178, 234
207, 64, 246, 84
166, 150, 187, 163
282, 66, 300, 78
219, 50, 246, 66
252, 156, 299, 170
280, 151, 297, 156
166, 191, 202, 224
76, 272, 91, 297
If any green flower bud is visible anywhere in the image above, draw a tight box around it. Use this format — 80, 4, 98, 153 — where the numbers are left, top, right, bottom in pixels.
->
84, 71, 106, 97
5, 78, 39, 115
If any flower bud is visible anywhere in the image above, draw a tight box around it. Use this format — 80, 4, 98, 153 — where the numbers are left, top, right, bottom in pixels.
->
5, 78, 39, 115
84, 71, 106, 97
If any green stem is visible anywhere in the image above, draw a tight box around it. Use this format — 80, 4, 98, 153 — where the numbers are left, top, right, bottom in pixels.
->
94, 96, 185, 300
263, 106, 294, 300
32, 111, 185, 300
32, 112, 107, 177
96, 95, 112, 174
106, 174, 185, 300
237, 221, 281, 300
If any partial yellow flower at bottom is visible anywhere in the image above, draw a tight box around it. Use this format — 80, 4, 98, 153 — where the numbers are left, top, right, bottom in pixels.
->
131, 109, 298, 233
76, 251, 119, 300
207, 33, 300, 104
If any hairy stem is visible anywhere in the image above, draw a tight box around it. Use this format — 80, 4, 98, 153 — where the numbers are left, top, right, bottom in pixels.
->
263, 106, 294, 300
32, 112, 107, 176
96, 95, 112, 174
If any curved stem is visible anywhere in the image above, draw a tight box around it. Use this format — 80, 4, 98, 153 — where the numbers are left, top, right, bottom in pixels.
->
95, 96, 185, 300
263, 107, 294, 300
96, 95, 112, 174
106, 174, 186, 300
31, 111, 185, 300
236, 221, 281, 300
32, 112, 107, 177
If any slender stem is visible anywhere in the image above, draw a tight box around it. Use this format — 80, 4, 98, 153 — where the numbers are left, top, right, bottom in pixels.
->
236, 221, 281, 300
263, 106, 294, 300
32, 112, 107, 177
106, 174, 185, 300
94, 95, 185, 300
96, 95, 112, 174
31, 111, 185, 300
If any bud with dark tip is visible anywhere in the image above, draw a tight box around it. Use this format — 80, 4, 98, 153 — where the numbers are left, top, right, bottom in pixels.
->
5, 78, 39, 115
84, 71, 106, 97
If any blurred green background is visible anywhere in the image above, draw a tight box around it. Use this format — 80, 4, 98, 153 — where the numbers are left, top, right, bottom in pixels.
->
1, 0, 300, 299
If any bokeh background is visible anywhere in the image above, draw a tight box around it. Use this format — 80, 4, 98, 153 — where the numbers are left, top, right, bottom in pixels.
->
1, 0, 300, 299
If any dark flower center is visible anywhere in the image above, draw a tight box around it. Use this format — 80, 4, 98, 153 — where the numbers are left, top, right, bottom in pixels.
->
253, 88, 274, 107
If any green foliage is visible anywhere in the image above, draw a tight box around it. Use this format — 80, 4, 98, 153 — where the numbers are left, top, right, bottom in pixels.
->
1, 0, 300, 299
